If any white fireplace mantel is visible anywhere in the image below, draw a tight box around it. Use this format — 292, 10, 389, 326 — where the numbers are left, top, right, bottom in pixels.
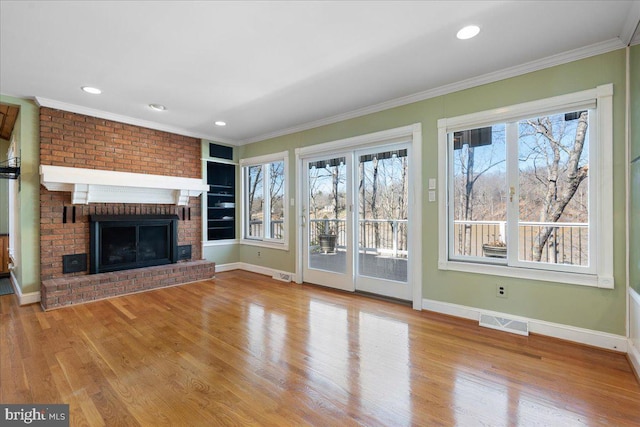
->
40, 165, 208, 206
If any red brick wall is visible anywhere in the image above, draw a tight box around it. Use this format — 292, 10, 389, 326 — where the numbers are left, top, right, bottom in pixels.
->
41, 260, 216, 310
40, 108, 202, 280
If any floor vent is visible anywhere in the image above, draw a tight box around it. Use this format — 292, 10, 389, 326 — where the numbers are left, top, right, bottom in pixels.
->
479, 313, 529, 336
272, 272, 293, 282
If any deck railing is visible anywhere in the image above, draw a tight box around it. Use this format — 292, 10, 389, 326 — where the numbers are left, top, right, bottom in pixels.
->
453, 220, 589, 265
249, 218, 408, 258
309, 218, 408, 258
249, 220, 284, 239
248, 218, 587, 265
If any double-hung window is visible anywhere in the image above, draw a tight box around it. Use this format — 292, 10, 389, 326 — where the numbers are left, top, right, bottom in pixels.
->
438, 85, 613, 288
240, 151, 288, 249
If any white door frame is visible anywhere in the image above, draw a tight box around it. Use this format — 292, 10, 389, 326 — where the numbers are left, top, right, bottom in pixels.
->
354, 142, 412, 300
295, 123, 423, 310
300, 151, 354, 292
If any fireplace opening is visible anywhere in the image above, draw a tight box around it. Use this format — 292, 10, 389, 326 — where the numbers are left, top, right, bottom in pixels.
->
90, 214, 178, 274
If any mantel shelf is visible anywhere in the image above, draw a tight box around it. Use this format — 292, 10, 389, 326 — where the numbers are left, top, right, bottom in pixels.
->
40, 165, 208, 206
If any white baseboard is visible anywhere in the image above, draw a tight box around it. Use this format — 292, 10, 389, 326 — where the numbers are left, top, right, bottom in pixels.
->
629, 339, 640, 380
9, 271, 41, 306
629, 287, 640, 378
423, 298, 627, 352
215, 262, 297, 283
215, 262, 244, 273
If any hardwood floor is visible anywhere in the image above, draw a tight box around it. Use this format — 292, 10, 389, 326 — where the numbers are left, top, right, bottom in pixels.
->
1, 270, 639, 426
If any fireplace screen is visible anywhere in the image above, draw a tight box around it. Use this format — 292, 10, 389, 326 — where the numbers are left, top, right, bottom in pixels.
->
90, 215, 178, 274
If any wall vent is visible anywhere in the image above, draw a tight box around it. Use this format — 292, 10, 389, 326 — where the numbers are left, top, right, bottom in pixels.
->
479, 313, 529, 336
272, 272, 293, 282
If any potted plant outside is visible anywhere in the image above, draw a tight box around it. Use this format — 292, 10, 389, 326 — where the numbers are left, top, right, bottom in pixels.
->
317, 220, 337, 254
482, 240, 507, 258
318, 233, 337, 254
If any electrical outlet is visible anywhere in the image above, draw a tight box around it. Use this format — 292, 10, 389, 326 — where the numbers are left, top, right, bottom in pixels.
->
496, 284, 508, 298
257, 251, 261, 257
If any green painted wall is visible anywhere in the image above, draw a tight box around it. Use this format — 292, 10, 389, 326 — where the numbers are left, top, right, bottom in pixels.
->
0, 95, 40, 294
238, 49, 628, 335
0, 138, 9, 234
201, 140, 241, 266
630, 45, 640, 294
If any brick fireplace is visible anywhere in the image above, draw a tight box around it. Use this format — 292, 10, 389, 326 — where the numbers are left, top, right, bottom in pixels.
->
39, 108, 215, 310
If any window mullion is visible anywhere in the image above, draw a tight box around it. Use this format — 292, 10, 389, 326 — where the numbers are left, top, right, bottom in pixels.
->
447, 133, 456, 260
506, 122, 519, 266
263, 164, 270, 239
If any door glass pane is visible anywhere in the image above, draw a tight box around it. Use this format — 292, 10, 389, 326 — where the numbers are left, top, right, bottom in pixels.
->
517, 111, 589, 266
247, 165, 263, 238
358, 149, 408, 282
308, 157, 347, 274
269, 161, 285, 239
450, 125, 507, 259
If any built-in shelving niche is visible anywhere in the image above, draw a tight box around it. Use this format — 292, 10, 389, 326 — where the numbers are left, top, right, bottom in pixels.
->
206, 144, 236, 241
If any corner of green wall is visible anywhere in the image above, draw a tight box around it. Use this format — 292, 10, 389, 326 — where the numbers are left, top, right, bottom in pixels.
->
0, 95, 41, 294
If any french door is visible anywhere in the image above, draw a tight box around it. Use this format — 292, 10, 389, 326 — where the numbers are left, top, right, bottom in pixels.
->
354, 145, 410, 300
302, 153, 354, 291
301, 143, 411, 300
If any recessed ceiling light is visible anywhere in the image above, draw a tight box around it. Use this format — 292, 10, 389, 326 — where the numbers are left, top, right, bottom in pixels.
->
457, 25, 480, 40
214, 121, 226, 127
149, 104, 167, 111
81, 86, 102, 95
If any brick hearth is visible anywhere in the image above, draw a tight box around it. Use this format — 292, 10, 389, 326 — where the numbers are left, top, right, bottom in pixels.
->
41, 260, 215, 310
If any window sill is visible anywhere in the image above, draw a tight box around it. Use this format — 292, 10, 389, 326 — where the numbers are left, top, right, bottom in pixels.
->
438, 260, 613, 289
240, 239, 289, 251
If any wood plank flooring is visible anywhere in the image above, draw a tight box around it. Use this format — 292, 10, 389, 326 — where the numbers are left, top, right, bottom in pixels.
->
1, 270, 639, 426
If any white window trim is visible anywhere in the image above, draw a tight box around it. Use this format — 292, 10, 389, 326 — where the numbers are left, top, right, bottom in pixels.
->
240, 151, 289, 250
437, 84, 614, 289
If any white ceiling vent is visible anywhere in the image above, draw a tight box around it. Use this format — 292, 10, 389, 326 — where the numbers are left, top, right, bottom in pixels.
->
479, 313, 529, 336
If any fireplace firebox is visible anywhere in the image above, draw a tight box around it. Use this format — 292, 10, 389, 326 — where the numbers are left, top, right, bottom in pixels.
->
90, 215, 178, 274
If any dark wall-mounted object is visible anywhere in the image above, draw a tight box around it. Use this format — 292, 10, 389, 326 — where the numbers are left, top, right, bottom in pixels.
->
0, 157, 20, 180
177, 245, 192, 261
209, 143, 233, 160
63, 253, 87, 274
63, 206, 78, 223
453, 127, 493, 150
564, 110, 588, 121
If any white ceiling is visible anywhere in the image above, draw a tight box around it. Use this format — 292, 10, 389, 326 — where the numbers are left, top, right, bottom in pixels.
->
1, 1, 639, 145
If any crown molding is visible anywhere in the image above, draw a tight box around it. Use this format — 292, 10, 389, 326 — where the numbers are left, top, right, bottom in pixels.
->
34, 97, 236, 145
237, 38, 625, 146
